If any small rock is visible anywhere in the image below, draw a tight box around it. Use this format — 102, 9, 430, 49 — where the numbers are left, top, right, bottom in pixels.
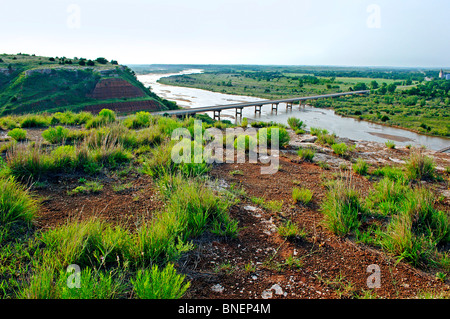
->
261, 290, 273, 299
244, 205, 258, 212
211, 284, 225, 293
270, 284, 284, 295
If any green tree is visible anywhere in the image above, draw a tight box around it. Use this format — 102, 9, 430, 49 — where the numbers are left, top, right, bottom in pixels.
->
387, 83, 397, 93
370, 80, 379, 90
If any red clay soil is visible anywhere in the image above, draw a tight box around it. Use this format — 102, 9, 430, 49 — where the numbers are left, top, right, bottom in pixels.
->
34, 173, 163, 231
27, 151, 450, 299
88, 78, 146, 100
180, 156, 450, 299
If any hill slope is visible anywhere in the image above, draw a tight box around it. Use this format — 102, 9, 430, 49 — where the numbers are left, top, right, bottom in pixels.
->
0, 53, 177, 115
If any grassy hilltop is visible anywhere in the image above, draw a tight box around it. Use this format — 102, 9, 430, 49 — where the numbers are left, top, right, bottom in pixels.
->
0, 53, 177, 116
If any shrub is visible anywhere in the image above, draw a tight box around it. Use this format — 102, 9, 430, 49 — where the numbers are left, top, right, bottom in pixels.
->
332, 143, 349, 157
292, 187, 313, 205
310, 127, 328, 136
298, 147, 315, 162
257, 126, 290, 147
353, 158, 369, 175
42, 126, 70, 144
385, 140, 396, 149
316, 133, 336, 146
234, 135, 257, 152
131, 264, 190, 299
405, 150, 435, 180
123, 111, 154, 129
0, 117, 19, 130
20, 115, 49, 128
287, 117, 304, 131
7, 128, 27, 141
85, 109, 116, 129
321, 180, 363, 236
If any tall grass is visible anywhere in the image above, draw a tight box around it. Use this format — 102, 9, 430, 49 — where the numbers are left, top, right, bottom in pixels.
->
381, 187, 450, 266
131, 264, 190, 299
0, 176, 38, 243
321, 179, 363, 236
405, 150, 436, 180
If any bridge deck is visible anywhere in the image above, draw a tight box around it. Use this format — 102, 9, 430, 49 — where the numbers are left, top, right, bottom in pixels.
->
151, 90, 370, 116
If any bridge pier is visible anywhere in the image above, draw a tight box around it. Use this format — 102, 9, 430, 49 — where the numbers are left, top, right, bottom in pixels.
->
254, 105, 262, 114
213, 110, 221, 121
286, 102, 293, 110
235, 107, 243, 119
271, 103, 278, 113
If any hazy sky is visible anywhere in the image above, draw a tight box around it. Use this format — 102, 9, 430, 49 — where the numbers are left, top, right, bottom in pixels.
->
1, 0, 449, 68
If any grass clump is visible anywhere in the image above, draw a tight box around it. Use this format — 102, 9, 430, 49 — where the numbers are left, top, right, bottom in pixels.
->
131, 263, 190, 299
123, 111, 155, 129
292, 187, 313, 205
0, 177, 38, 243
68, 181, 104, 195
20, 114, 50, 128
287, 117, 305, 133
257, 126, 290, 148
85, 109, 117, 129
278, 220, 306, 239
353, 158, 369, 175
41, 126, 70, 144
297, 147, 315, 162
385, 140, 396, 149
405, 150, 436, 181
7, 128, 27, 141
321, 179, 364, 237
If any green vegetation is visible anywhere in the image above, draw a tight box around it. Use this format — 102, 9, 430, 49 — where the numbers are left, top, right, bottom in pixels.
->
277, 220, 306, 239
0, 54, 174, 116
157, 65, 450, 137
405, 149, 436, 180
297, 147, 315, 162
131, 264, 190, 299
0, 109, 248, 299
321, 180, 364, 236
353, 158, 369, 175
292, 187, 313, 205
7, 128, 27, 141
385, 140, 396, 149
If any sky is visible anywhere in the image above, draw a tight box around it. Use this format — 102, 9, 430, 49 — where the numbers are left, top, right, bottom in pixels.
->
1, 0, 449, 68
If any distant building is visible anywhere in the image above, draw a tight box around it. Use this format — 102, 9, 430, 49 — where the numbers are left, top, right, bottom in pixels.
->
439, 68, 450, 80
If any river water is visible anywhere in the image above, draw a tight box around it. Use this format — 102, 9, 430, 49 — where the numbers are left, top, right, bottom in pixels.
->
137, 70, 450, 151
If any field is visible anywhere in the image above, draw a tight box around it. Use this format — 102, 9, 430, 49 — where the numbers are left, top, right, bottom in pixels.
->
1, 108, 450, 299
157, 66, 450, 137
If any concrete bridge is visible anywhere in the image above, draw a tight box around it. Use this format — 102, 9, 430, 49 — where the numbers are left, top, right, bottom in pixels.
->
151, 90, 370, 121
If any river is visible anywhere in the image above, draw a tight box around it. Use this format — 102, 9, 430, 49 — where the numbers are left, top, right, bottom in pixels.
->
136, 70, 450, 152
